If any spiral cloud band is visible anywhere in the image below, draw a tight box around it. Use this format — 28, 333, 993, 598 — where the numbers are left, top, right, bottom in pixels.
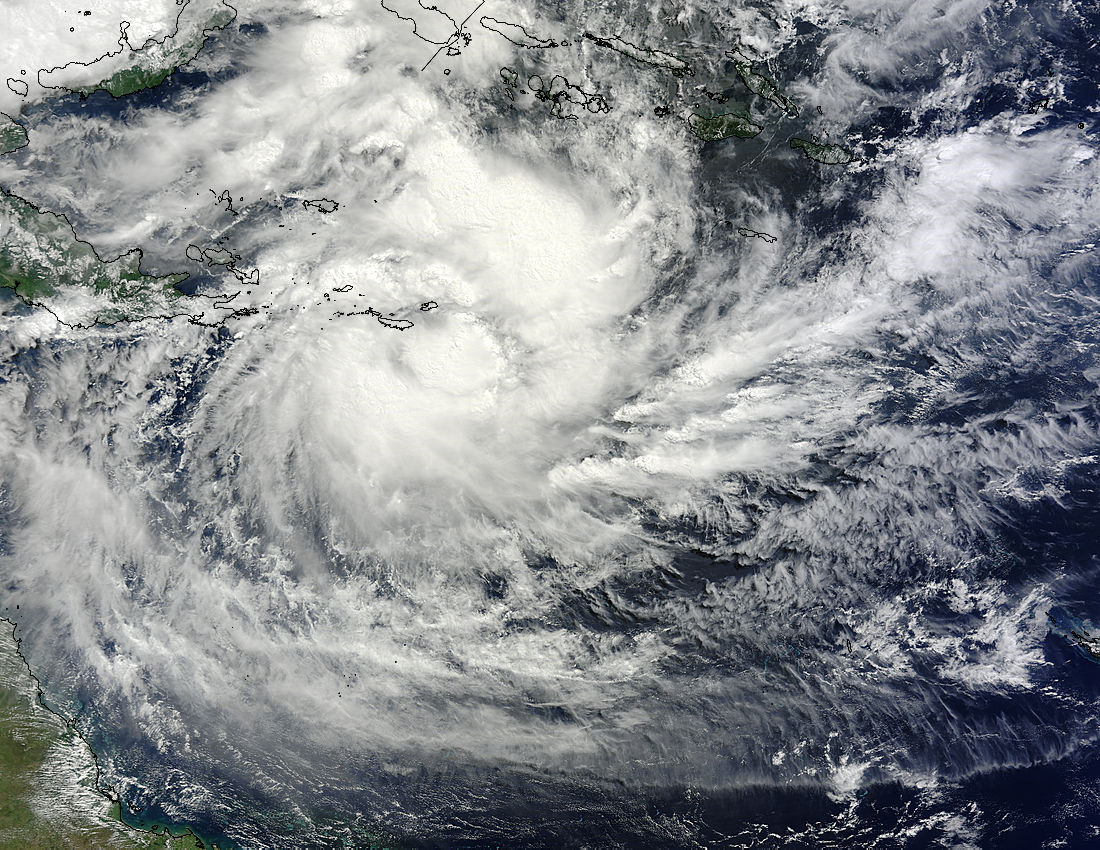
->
1, 0, 1099, 846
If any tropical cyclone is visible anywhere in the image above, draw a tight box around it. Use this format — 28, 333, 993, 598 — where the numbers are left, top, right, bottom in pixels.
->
2, 0, 1098, 846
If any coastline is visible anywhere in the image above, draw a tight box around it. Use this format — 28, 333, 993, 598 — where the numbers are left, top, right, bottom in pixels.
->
0, 617, 225, 849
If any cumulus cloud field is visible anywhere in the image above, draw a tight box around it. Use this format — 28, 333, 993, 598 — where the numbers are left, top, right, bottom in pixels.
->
1, 0, 1098, 845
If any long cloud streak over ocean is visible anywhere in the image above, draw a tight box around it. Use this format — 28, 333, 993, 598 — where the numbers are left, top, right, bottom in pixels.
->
2, 0, 1099, 845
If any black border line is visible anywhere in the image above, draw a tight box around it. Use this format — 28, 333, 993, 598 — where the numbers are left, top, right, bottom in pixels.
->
1, 617, 218, 849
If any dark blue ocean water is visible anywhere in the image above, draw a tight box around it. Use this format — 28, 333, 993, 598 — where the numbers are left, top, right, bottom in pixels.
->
3, 1, 1100, 848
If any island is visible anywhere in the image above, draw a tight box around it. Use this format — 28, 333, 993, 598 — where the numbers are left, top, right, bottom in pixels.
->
529, 73, 610, 119
479, 17, 558, 49
728, 52, 797, 116
686, 111, 762, 141
5, 78, 29, 98
302, 198, 339, 213
38, 0, 237, 99
737, 227, 778, 243
584, 31, 693, 76
790, 137, 854, 165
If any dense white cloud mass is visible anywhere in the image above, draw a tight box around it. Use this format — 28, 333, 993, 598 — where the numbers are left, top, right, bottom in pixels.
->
1, 0, 1098, 846
0, 0, 184, 114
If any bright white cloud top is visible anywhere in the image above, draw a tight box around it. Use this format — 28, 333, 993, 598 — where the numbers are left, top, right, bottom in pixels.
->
0, 0, 1098, 847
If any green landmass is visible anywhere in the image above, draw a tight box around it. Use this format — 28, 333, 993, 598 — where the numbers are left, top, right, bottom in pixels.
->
790, 137, 853, 165
0, 123, 241, 329
79, 5, 235, 98
0, 622, 205, 849
51, 2, 237, 99
687, 111, 763, 141
731, 58, 797, 116
0, 142, 240, 328
1047, 611, 1100, 664
2, 616, 410, 848
0, 191, 191, 325
0, 115, 28, 156
84, 66, 176, 99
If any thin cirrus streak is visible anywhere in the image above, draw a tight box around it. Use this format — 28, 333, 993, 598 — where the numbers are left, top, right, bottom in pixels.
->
0, 0, 1099, 845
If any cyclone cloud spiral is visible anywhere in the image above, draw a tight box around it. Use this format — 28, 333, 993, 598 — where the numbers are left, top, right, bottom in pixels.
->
1, 0, 1099, 846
